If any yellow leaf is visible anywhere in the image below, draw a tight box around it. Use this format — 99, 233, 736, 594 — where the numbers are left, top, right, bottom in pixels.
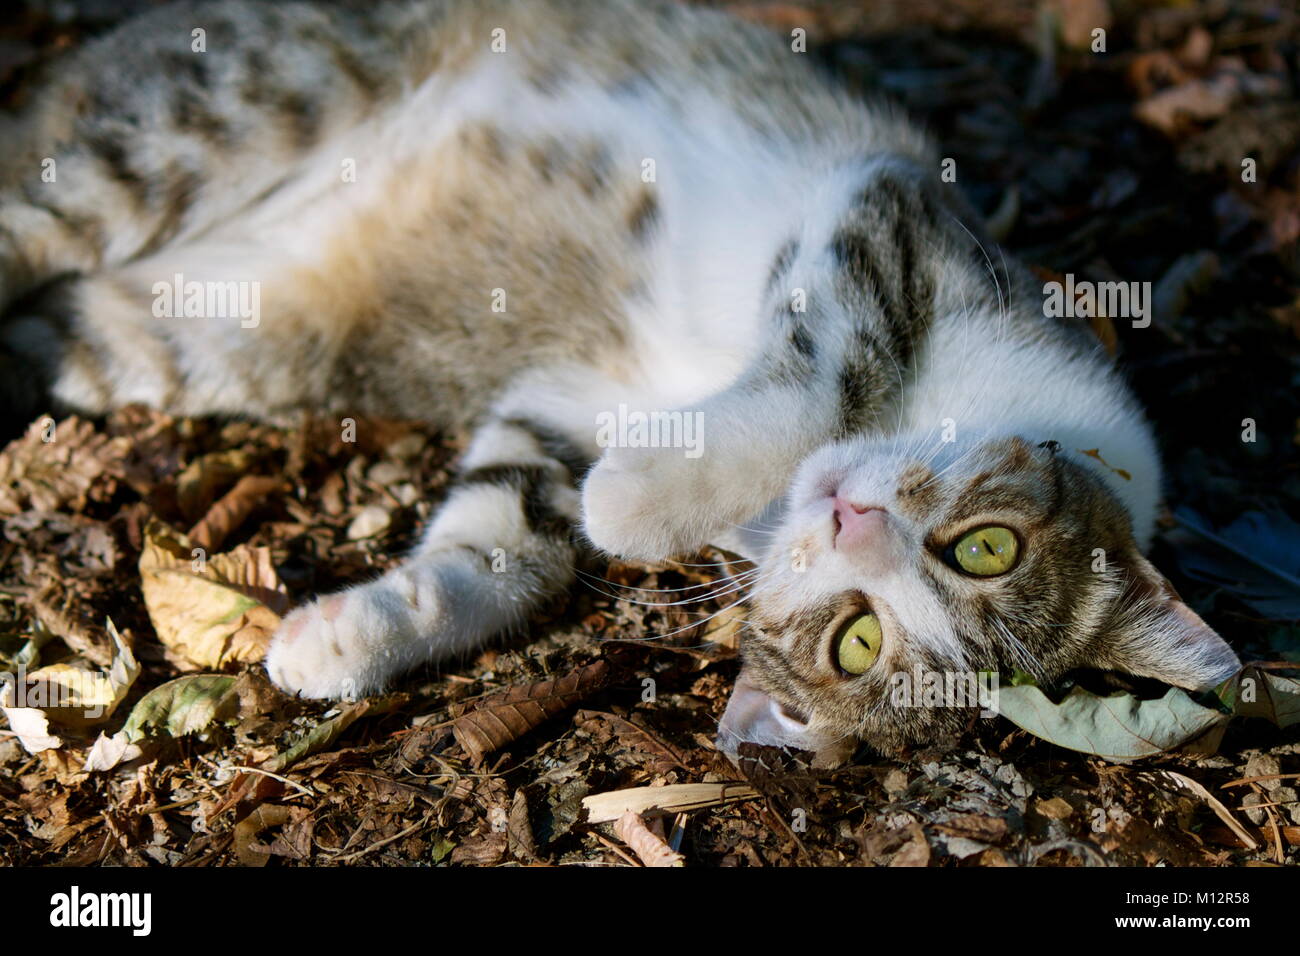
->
1, 619, 139, 753
139, 520, 288, 670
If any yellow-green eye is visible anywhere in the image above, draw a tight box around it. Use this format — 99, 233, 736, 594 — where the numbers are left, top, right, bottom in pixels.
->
949, 525, 1020, 576
836, 614, 883, 675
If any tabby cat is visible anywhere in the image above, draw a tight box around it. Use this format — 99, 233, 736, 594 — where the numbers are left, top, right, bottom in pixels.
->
0, 0, 1239, 762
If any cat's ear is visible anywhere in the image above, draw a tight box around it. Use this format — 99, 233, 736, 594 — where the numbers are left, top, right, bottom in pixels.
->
1102, 551, 1240, 691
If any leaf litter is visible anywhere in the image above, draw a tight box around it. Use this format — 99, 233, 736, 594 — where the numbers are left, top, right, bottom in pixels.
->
1, 0, 1298, 866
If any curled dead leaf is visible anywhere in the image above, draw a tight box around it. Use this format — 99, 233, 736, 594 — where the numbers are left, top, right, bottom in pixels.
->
188, 474, 282, 552
175, 449, 252, 521
0, 619, 139, 753
614, 810, 684, 867
0, 416, 127, 516
234, 804, 294, 867
450, 660, 612, 762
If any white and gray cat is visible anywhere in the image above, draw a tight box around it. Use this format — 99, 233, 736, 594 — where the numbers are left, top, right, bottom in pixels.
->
0, 0, 1239, 761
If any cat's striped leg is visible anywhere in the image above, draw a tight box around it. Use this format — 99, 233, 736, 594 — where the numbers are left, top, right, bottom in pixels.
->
581, 348, 866, 563
581, 313, 913, 562
266, 415, 588, 699
583, 164, 951, 563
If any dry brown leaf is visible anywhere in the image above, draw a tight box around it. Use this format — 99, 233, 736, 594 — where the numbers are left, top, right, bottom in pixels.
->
187, 474, 282, 551
891, 824, 933, 867
1135, 75, 1235, 134
574, 709, 686, 772
449, 829, 508, 866
233, 804, 294, 867
1134, 67, 1284, 137
450, 660, 611, 762
703, 602, 747, 651
614, 810, 685, 867
1052, 0, 1110, 51
508, 790, 538, 862
175, 449, 253, 522
138, 520, 289, 670
31, 581, 113, 667
0, 416, 127, 516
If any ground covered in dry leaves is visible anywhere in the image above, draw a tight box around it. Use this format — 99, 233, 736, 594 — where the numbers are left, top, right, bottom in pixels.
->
1, 0, 1298, 866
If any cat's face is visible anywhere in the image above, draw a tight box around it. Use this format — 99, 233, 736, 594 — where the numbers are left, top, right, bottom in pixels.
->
719, 433, 1240, 764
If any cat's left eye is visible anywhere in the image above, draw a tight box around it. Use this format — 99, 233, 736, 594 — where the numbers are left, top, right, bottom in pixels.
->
947, 525, 1020, 576
835, 614, 883, 675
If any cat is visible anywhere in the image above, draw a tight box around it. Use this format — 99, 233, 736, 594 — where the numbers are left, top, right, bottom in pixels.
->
0, 0, 1240, 763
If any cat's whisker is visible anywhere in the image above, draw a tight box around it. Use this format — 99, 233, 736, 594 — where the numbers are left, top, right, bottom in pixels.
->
721, 519, 780, 536
573, 565, 760, 595
662, 557, 756, 569
575, 566, 763, 608
989, 615, 1043, 679
637, 591, 761, 643
595, 564, 786, 647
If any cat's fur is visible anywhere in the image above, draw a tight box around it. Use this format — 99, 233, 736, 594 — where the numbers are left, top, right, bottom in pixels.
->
0, 0, 1239, 760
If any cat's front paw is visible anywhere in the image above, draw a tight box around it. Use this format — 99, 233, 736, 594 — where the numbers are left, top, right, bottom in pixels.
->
581, 447, 711, 561
265, 590, 403, 699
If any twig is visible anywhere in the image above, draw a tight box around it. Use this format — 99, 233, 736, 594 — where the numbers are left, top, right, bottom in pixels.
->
329, 815, 431, 864
222, 765, 316, 798
134, 795, 204, 815
1159, 771, 1258, 851
591, 831, 641, 867
1249, 782, 1285, 865
1221, 772, 1300, 788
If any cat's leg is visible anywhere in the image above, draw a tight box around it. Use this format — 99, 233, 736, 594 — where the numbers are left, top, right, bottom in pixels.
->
2, 239, 335, 419
0, 1, 402, 309
584, 161, 952, 564
265, 383, 597, 699
583, 319, 902, 563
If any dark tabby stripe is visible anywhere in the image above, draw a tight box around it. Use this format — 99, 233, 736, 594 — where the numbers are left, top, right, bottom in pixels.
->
170, 95, 234, 148
500, 417, 593, 484
139, 166, 202, 253
457, 464, 574, 539
84, 132, 146, 199
269, 89, 323, 148
789, 322, 816, 361
577, 144, 614, 198
825, 169, 946, 436
765, 237, 799, 294
834, 172, 939, 340
298, 24, 388, 100
835, 325, 892, 437
157, 50, 209, 88
626, 189, 660, 242
6, 193, 106, 262
751, 296, 820, 389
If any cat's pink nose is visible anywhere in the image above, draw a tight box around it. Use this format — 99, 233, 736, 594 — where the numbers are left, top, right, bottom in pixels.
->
832, 498, 888, 551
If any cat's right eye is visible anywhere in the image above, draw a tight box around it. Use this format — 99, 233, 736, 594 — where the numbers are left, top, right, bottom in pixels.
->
835, 614, 883, 675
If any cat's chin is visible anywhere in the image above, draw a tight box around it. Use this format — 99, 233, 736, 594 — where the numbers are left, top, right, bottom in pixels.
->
716, 675, 858, 768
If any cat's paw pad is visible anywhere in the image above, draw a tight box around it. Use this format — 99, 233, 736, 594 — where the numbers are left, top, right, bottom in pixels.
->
266, 591, 396, 699
581, 448, 705, 561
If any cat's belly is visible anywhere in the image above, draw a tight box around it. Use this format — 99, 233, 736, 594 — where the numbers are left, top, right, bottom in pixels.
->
203, 56, 809, 424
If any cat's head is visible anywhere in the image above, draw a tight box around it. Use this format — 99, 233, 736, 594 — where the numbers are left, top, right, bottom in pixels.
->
718, 432, 1240, 764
